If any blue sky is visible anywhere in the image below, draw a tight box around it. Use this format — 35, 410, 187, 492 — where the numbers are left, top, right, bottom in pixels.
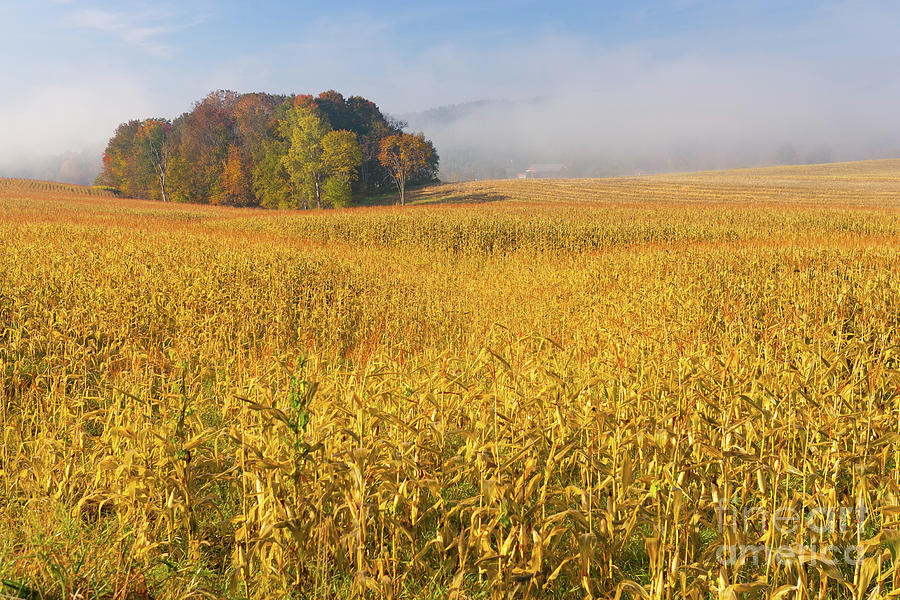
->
1, 0, 899, 170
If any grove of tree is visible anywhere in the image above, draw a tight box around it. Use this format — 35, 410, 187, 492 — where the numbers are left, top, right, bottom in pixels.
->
98, 90, 439, 208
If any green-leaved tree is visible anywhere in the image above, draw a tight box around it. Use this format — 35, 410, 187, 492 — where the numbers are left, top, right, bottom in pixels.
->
280, 105, 330, 209
321, 130, 362, 207
281, 105, 361, 208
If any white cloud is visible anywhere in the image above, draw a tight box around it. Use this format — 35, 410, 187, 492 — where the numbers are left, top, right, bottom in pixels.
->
69, 6, 206, 57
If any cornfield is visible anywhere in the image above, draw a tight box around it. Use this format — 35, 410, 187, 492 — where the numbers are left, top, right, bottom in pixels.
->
0, 178, 120, 198
2, 162, 900, 599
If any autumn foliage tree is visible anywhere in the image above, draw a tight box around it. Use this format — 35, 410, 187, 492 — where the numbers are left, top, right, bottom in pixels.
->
378, 132, 435, 206
220, 144, 253, 206
98, 120, 153, 198
167, 91, 238, 204
99, 90, 435, 208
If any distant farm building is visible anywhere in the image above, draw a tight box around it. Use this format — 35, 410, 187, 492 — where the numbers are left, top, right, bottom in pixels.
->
522, 164, 568, 178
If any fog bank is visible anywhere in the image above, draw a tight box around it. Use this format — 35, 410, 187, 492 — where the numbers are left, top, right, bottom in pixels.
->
401, 56, 900, 180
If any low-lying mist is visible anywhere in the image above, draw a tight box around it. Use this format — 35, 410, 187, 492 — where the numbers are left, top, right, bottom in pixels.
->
0, 146, 103, 186
402, 82, 900, 181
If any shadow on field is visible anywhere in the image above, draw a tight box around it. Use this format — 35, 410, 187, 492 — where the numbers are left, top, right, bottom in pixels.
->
356, 184, 509, 207
413, 190, 508, 205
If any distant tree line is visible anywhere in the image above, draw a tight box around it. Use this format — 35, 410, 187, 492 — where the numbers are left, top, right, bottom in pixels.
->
97, 90, 439, 208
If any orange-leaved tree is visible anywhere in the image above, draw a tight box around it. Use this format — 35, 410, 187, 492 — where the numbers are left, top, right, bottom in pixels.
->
377, 132, 432, 206
220, 144, 253, 206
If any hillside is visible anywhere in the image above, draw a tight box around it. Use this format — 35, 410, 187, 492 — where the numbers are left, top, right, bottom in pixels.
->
408, 158, 900, 207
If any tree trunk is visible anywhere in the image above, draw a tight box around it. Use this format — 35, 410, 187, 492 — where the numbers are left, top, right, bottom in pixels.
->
159, 171, 168, 202
147, 134, 170, 202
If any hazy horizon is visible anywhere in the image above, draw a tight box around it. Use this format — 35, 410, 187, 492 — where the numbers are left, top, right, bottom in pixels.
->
2, 0, 899, 183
